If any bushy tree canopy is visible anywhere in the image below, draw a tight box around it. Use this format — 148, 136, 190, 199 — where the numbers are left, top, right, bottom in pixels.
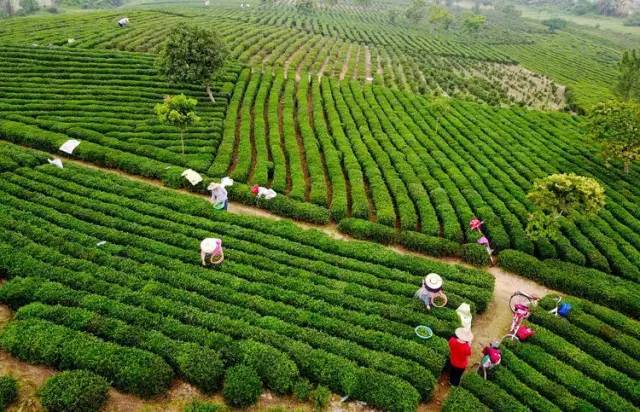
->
586, 99, 640, 173
463, 13, 486, 32
156, 24, 228, 103
428, 5, 453, 30
542, 18, 568, 33
154, 94, 200, 154
615, 50, 640, 102
405, 0, 427, 24
526, 173, 605, 240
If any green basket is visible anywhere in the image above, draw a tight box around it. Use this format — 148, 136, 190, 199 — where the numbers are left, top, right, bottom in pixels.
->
415, 325, 433, 340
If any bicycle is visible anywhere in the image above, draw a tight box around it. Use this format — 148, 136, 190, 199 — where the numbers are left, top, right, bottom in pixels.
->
503, 292, 563, 343
509, 291, 563, 316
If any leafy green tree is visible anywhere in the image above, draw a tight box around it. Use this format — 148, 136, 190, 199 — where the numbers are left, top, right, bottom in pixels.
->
296, 0, 315, 13
614, 50, 640, 102
542, 18, 568, 33
428, 5, 453, 30
624, 12, 640, 26
499, 4, 521, 17
156, 24, 228, 104
388, 9, 399, 24
354, 0, 372, 8
586, 100, 640, 174
463, 13, 486, 32
526, 173, 605, 240
405, 0, 427, 24
19, 0, 39, 14
428, 96, 451, 135
154, 94, 201, 155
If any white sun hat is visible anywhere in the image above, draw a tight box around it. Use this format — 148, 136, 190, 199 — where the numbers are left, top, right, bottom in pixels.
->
455, 327, 474, 343
424, 273, 443, 290
200, 238, 222, 254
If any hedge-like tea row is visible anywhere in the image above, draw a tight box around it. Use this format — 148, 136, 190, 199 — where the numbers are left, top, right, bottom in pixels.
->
14, 302, 226, 393
0, 152, 496, 409
0, 46, 234, 172
446, 290, 639, 412
499, 250, 640, 317
0, 319, 173, 397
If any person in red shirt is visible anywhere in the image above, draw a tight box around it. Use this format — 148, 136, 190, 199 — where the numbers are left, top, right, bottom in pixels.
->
448, 327, 473, 386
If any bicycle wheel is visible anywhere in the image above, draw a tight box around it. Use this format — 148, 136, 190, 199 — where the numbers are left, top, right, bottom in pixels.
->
509, 293, 532, 314
502, 334, 520, 344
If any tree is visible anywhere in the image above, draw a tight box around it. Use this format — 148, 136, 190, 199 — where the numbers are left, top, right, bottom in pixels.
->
354, 0, 372, 8
463, 13, 486, 32
19, 0, 39, 14
614, 49, 640, 102
542, 18, 568, 33
428, 5, 453, 30
526, 173, 605, 240
405, 0, 427, 24
586, 100, 640, 174
428, 96, 451, 135
388, 9, 399, 24
156, 24, 228, 104
296, 0, 315, 13
154, 94, 201, 155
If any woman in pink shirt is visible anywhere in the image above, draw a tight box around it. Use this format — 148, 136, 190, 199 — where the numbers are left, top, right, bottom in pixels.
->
448, 328, 473, 386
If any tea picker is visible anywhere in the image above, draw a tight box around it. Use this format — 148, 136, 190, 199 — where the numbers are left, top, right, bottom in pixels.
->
415, 273, 448, 310
118, 17, 130, 28
200, 237, 224, 267
251, 184, 277, 203
470, 217, 496, 265
208, 177, 233, 211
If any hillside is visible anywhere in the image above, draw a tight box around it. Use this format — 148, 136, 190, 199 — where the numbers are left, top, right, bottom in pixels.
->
0, 1, 639, 411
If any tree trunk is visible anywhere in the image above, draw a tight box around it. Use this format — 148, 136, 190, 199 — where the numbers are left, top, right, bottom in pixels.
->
206, 83, 216, 103
180, 130, 185, 155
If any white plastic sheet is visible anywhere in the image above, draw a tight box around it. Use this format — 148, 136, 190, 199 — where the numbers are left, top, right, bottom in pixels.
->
220, 176, 234, 187
456, 303, 473, 329
257, 187, 277, 200
47, 158, 63, 169
181, 169, 203, 186
59, 139, 80, 154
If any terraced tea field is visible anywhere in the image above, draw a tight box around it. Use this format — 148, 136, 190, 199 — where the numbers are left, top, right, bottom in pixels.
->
0, 7, 565, 108
445, 296, 640, 412
0, 143, 493, 410
0, 1, 639, 411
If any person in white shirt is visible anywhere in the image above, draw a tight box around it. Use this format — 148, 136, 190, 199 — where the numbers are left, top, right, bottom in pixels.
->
208, 182, 228, 211
200, 238, 224, 267
118, 17, 129, 28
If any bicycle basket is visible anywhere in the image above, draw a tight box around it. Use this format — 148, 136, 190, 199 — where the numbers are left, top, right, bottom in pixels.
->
558, 303, 572, 318
415, 325, 433, 340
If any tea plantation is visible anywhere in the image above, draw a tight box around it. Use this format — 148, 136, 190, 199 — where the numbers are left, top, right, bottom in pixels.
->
0, 0, 639, 410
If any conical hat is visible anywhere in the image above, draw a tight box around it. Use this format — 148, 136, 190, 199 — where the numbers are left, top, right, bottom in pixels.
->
200, 238, 221, 254
424, 273, 443, 289
455, 327, 474, 343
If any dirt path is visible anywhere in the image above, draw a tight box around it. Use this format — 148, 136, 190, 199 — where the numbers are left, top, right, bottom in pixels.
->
470, 266, 558, 362
339, 44, 352, 81
283, 39, 308, 80
364, 46, 373, 83
2, 158, 563, 412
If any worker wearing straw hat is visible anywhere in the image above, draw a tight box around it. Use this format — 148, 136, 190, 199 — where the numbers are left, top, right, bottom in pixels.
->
448, 327, 474, 386
200, 238, 224, 267
415, 273, 443, 310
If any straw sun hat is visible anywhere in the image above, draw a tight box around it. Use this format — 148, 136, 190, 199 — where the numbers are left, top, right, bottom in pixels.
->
455, 327, 474, 343
424, 273, 443, 290
200, 238, 222, 254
